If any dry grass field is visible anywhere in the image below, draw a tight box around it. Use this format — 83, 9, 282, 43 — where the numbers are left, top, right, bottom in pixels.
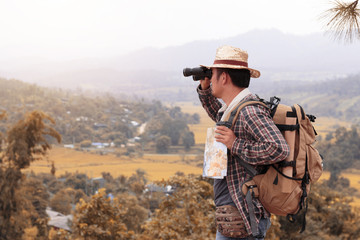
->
313, 117, 352, 139
172, 101, 215, 144
27, 147, 202, 181
320, 171, 360, 207
29, 147, 360, 207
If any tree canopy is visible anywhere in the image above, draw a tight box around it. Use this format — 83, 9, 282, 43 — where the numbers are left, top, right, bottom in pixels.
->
316, 126, 360, 183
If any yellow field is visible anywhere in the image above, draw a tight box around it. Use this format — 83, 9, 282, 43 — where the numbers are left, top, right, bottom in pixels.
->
29, 147, 360, 207
320, 171, 360, 207
314, 117, 352, 138
26, 148, 202, 181
171, 101, 215, 144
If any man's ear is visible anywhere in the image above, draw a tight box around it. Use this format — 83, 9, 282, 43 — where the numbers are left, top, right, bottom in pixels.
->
221, 72, 229, 85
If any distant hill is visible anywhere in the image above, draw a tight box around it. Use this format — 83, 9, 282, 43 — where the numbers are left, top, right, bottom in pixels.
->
102, 29, 360, 74
1, 68, 360, 127
249, 74, 360, 123
1, 29, 359, 100
0, 78, 199, 146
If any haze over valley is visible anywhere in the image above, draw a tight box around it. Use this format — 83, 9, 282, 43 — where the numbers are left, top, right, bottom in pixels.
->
1, 29, 359, 103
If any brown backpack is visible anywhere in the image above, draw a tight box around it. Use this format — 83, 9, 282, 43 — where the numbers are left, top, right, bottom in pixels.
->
221, 96, 323, 233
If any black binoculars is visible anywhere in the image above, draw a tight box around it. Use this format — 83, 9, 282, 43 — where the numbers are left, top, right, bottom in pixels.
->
183, 67, 212, 81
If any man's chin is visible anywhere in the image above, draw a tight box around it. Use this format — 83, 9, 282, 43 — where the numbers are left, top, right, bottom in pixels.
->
211, 91, 219, 98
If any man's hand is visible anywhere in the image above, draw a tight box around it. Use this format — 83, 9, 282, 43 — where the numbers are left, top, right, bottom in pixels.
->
200, 77, 211, 90
215, 126, 236, 149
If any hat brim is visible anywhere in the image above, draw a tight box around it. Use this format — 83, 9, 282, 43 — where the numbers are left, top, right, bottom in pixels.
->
200, 64, 260, 78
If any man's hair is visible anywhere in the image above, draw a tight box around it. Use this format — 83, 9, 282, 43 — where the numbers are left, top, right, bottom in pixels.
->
216, 68, 250, 88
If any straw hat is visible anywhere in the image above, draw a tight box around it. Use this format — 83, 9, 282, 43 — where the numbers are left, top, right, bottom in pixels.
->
201, 45, 260, 78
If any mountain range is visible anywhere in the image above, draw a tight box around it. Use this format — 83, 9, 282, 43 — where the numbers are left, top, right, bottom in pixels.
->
1, 29, 359, 101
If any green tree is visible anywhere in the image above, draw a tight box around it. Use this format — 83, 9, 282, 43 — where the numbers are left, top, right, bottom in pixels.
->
182, 130, 195, 151
128, 168, 148, 196
191, 113, 200, 124
167, 119, 188, 145
117, 193, 149, 233
316, 126, 360, 183
156, 135, 171, 153
62, 172, 89, 194
145, 112, 195, 146
50, 188, 87, 215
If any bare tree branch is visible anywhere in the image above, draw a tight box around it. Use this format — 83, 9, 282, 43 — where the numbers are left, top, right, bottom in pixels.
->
320, 0, 360, 43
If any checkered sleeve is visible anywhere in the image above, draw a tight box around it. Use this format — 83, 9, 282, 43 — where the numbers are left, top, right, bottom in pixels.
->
197, 85, 222, 122
231, 104, 290, 165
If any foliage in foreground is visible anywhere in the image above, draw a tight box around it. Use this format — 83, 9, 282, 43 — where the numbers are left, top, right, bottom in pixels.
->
69, 175, 360, 240
72, 189, 136, 240
0, 111, 61, 239
1, 108, 360, 239
277, 182, 360, 240
141, 175, 216, 240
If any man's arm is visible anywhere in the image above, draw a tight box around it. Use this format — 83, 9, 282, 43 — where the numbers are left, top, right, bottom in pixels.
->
197, 78, 222, 122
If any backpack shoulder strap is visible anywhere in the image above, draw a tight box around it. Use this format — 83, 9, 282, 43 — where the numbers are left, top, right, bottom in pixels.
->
217, 99, 268, 129
216, 98, 269, 178
228, 100, 268, 128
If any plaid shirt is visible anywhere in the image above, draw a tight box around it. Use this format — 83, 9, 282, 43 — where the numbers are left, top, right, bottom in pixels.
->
197, 86, 290, 235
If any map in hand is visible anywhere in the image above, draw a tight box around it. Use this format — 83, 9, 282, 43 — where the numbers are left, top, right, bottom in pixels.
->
203, 127, 228, 179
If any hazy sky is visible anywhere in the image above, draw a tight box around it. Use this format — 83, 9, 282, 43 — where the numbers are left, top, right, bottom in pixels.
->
1, 0, 330, 61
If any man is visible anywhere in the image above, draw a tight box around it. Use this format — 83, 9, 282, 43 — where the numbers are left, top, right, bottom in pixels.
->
197, 45, 290, 240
